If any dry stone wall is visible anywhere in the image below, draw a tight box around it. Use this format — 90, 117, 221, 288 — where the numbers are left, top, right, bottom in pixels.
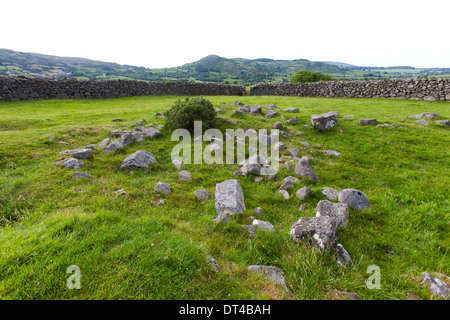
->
0, 76, 246, 101
250, 78, 450, 101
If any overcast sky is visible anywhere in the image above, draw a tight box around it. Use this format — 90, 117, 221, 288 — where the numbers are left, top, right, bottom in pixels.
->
1, 0, 449, 68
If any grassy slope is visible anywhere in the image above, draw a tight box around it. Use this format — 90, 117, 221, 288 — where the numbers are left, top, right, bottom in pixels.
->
0, 96, 448, 300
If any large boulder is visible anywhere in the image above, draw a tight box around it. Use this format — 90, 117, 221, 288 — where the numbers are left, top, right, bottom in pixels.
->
315, 200, 349, 227
338, 189, 371, 210
311, 113, 338, 131
215, 179, 246, 214
290, 216, 339, 250
294, 156, 319, 182
59, 149, 94, 159
119, 150, 157, 170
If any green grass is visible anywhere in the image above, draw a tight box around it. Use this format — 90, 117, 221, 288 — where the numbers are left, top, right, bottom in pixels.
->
0, 96, 449, 300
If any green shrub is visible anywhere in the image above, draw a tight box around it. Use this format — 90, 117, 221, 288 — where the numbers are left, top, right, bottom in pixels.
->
164, 97, 217, 132
290, 70, 333, 83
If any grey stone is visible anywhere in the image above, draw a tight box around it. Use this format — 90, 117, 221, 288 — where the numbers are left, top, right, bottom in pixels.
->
194, 189, 212, 201
132, 131, 146, 142
279, 180, 294, 191
250, 105, 262, 115
59, 149, 94, 160
144, 128, 162, 139
254, 176, 263, 182
248, 265, 287, 290
376, 123, 395, 128
343, 115, 355, 119
316, 200, 349, 227
358, 119, 379, 125
338, 188, 371, 210
286, 117, 298, 124
111, 130, 123, 138
294, 156, 319, 182
421, 112, 440, 119
265, 110, 278, 119
321, 187, 339, 200
234, 101, 244, 107
254, 207, 264, 216
278, 189, 290, 200
335, 244, 354, 267
300, 141, 311, 148
154, 182, 172, 195
273, 141, 286, 151
296, 187, 311, 200
178, 170, 192, 181
207, 255, 221, 273
102, 140, 124, 152
283, 176, 299, 183
215, 179, 246, 214
417, 119, 429, 126
290, 215, 339, 250
265, 104, 280, 110
287, 148, 300, 157
215, 108, 224, 114
172, 159, 182, 170
273, 122, 284, 129
408, 114, 423, 119
120, 132, 135, 146
325, 111, 340, 117
422, 272, 449, 299
73, 171, 93, 179
311, 113, 338, 131
253, 219, 275, 232
285, 107, 299, 113
55, 158, 85, 169
98, 138, 111, 150
435, 120, 450, 126
213, 211, 231, 224
119, 150, 157, 170
284, 162, 292, 171
324, 150, 341, 158
243, 225, 256, 238
112, 118, 123, 122
154, 199, 165, 206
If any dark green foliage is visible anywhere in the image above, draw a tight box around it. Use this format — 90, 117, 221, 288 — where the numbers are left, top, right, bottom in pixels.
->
164, 97, 217, 133
290, 70, 334, 83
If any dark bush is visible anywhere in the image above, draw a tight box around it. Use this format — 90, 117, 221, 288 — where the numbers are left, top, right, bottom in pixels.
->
164, 97, 217, 132
290, 70, 333, 83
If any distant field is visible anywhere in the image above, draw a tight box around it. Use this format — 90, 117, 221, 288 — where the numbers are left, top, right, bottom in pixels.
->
0, 96, 448, 300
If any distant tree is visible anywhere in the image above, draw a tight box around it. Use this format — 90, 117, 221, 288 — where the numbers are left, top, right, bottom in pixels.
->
290, 70, 333, 83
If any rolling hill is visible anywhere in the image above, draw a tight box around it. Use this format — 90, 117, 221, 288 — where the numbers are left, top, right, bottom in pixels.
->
1, 48, 449, 83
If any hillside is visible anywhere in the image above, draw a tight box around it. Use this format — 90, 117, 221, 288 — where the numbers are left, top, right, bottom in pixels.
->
1, 48, 450, 83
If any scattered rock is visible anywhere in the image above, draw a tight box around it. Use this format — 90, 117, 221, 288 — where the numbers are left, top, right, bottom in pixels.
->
248, 265, 287, 291
265, 110, 278, 119
435, 120, 450, 126
300, 141, 311, 148
172, 159, 182, 170
234, 101, 245, 107
178, 170, 192, 181
102, 140, 124, 152
120, 132, 135, 146
422, 272, 449, 299
338, 189, 371, 210
324, 150, 341, 158
54, 158, 85, 169
326, 286, 360, 300
278, 189, 290, 200
421, 112, 440, 119
408, 114, 423, 119
294, 156, 319, 182
119, 150, 157, 170
213, 211, 231, 224
279, 180, 294, 191
376, 123, 396, 128
250, 105, 262, 115
194, 189, 212, 201
284, 162, 292, 171
253, 219, 275, 232
207, 255, 221, 273
265, 103, 280, 110
111, 130, 123, 138
73, 171, 93, 179
59, 149, 94, 160
358, 119, 379, 126
283, 176, 300, 183
154, 199, 165, 206
343, 115, 355, 119
215, 179, 246, 215
273, 122, 284, 129
286, 117, 298, 124
254, 176, 263, 182
154, 182, 172, 195
295, 187, 311, 200
285, 107, 299, 113
144, 128, 163, 139
326, 111, 340, 117
316, 200, 349, 227
321, 187, 339, 200
287, 148, 300, 157
311, 113, 338, 131
112, 118, 123, 122
254, 207, 264, 216
417, 119, 429, 126
290, 215, 339, 250
242, 225, 256, 238
215, 108, 224, 114
273, 141, 286, 151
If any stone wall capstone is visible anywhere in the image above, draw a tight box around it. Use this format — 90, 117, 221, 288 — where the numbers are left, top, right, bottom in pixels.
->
0, 76, 246, 101
250, 78, 450, 101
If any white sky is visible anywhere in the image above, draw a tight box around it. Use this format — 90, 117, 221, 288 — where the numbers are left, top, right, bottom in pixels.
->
1, 0, 449, 68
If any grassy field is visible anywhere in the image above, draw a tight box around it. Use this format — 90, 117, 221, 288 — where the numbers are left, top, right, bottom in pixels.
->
0, 95, 448, 300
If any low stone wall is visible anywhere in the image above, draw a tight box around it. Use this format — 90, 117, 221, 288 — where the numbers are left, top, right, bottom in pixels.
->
0, 76, 246, 101
250, 78, 450, 101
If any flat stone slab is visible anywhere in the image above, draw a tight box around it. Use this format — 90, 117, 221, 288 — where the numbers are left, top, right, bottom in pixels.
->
73, 171, 93, 179
290, 215, 339, 250
311, 113, 338, 131
358, 119, 379, 125
55, 158, 85, 169
248, 265, 287, 290
119, 150, 157, 170
316, 200, 349, 227
59, 149, 94, 159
